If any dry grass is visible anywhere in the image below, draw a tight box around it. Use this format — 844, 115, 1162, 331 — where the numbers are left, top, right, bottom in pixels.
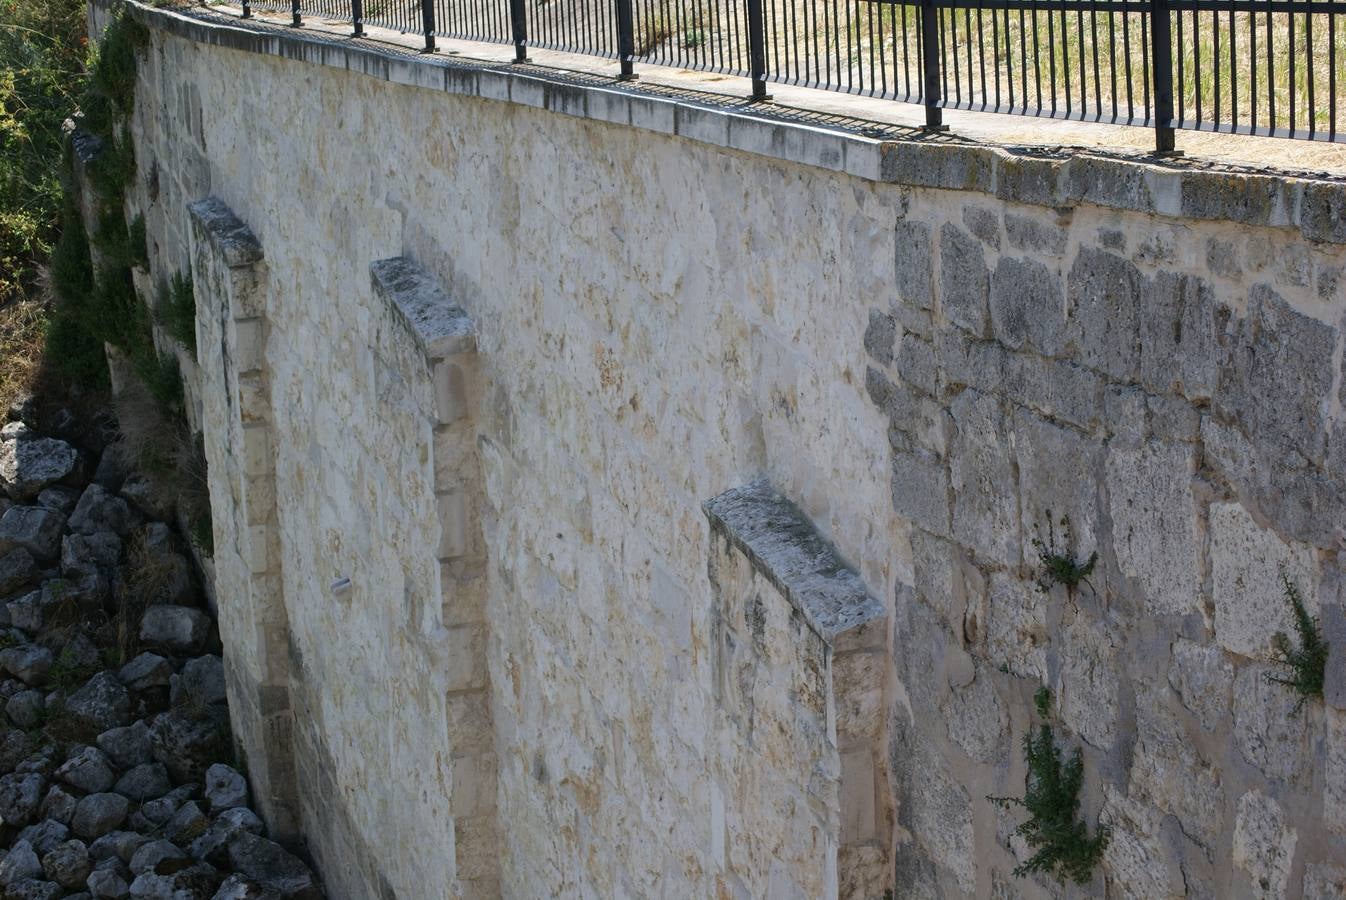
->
0, 296, 48, 414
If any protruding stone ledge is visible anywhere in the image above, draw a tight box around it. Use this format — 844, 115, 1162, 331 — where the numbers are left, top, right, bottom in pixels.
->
371, 257, 476, 361
186, 196, 265, 268
703, 478, 885, 644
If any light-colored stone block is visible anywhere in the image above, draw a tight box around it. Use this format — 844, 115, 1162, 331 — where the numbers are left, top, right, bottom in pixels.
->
1232, 790, 1297, 900
1211, 502, 1317, 659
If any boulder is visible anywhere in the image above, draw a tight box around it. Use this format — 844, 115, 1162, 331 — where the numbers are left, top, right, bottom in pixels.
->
0, 773, 46, 826
0, 507, 66, 561
128, 862, 219, 900
2, 878, 63, 900
96, 721, 152, 769
202, 765, 247, 813
139, 607, 211, 653
128, 841, 186, 877
34, 487, 80, 515
0, 434, 79, 502
150, 710, 228, 784
91, 452, 128, 494
42, 839, 91, 890
117, 654, 173, 693
5, 690, 44, 729
0, 841, 42, 885
5, 594, 46, 634
86, 865, 131, 899
66, 673, 132, 733
188, 809, 264, 868
0, 645, 52, 686
172, 657, 226, 709
39, 785, 78, 826
225, 834, 320, 900
88, 833, 148, 865
56, 747, 116, 795
0, 727, 36, 773
164, 801, 208, 846
0, 549, 36, 599
61, 534, 123, 578
69, 487, 139, 538
211, 874, 281, 900
16, 820, 68, 855
119, 476, 175, 524
71, 793, 131, 840
113, 763, 171, 803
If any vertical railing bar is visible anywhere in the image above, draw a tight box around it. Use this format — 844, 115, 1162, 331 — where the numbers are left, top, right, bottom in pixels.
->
1290, 5, 1297, 132
1176, 6, 1185, 124
510, 0, 528, 60
617, 0, 636, 76
1032, 5, 1041, 112
291, 0, 302, 27
242, 0, 252, 19
1250, 2, 1258, 130
422, 0, 437, 50
1214, 10, 1222, 126
1306, 6, 1315, 136
352, 0, 363, 34
1230, 7, 1238, 131
922, 0, 945, 125
1330, 0, 1337, 139
747, 0, 770, 96
1267, 3, 1276, 132
990, 3, 1000, 108
1150, 0, 1177, 149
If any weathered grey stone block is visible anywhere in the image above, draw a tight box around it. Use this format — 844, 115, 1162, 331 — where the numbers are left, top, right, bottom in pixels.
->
1232, 663, 1309, 782
1001, 354, 1105, 431
1167, 638, 1233, 732
185, 197, 263, 268
370, 257, 476, 361
986, 572, 1046, 681
1139, 271, 1229, 401
949, 390, 1019, 566
962, 204, 1000, 248
1099, 787, 1185, 900
894, 334, 937, 397
863, 309, 895, 365
1015, 409, 1101, 567
939, 224, 991, 337
1326, 708, 1346, 835
1058, 613, 1119, 749
1224, 284, 1336, 464
891, 447, 951, 538
1211, 502, 1315, 659
938, 664, 1006, 764
989, 257, 1065, 356
1231, 790, 1297, 899
1129, 687, 1225, 848
1107, 442, 1200, 617
1004, 212, 1067, 257
894, 219, 933, 311
1066, 247, 1142, 381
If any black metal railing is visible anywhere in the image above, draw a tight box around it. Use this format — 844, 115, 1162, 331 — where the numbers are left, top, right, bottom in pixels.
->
243, 0, 1346, 148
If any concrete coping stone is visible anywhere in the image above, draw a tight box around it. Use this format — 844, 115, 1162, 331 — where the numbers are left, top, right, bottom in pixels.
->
704, 478, 885, 644
370, 257, 476, 360
186, 196, 265, 268
112, 0, 1346, 244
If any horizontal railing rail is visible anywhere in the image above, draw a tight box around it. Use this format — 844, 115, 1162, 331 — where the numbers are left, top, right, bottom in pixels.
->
240, 0, 1346, 149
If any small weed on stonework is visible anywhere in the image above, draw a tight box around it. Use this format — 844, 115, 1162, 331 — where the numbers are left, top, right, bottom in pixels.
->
1265, 570, 1328, 714
989, 686, 1109, 886
1032, 512, 1097, 598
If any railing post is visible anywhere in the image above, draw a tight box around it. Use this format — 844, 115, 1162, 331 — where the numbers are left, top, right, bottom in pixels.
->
421, 0, 437, 51
745, 0, 770, 100
290, 0, 301, 27
919, 0, 945, 130
1149, 0, 1179, 153
241, 0, 251, 19
352, 0, 364, 36
510, 0, 528, 62
616, 0, 637, 80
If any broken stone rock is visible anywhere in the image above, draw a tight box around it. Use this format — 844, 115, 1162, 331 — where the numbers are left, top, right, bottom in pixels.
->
139, 607, 211, 653
0, 507, 66, 562
71, 793, 131, 841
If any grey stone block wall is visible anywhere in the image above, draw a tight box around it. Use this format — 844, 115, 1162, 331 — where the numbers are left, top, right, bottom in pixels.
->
105, 0, 1346, 896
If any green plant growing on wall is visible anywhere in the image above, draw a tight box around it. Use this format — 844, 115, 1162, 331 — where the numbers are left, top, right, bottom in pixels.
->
1264, 571, 1328, 714
1032, 512, 1097, 598
156, 270, 196, 357
988, 687, 1109, 886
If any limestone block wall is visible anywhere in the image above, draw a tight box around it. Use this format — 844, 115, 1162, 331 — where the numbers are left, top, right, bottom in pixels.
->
110, 1, 1346, 896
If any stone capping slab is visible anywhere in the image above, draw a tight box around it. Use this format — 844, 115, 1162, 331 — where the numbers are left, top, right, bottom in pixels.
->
186, 196, 265, 267
704, 478, 885, 643
370, 257, 476, 360
112, 0, 1346, 243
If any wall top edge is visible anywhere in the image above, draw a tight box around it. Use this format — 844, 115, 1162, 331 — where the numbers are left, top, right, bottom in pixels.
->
186, 196, 265, 267
112, 0, 1346, 242
704, 478, 886, 644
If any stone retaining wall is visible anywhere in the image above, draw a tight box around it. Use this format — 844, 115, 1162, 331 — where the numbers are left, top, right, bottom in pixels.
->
106, 1, 1346, 895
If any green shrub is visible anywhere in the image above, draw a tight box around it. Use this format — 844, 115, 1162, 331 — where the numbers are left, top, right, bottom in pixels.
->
157, 270, 196, 356
1032, 512, 1097, 598
989, 688, 1109, 886
1265, 572, 1329, 713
